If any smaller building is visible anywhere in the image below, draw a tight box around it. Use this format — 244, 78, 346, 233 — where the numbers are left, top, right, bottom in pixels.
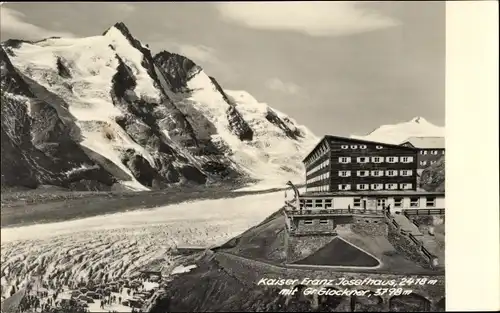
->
400, 137, 445, 175
284, 190, 444, 237
297, 190, 445, 212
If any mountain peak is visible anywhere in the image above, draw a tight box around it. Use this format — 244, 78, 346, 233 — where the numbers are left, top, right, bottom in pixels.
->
103, 22, 132, 37
350, 116, 444, 145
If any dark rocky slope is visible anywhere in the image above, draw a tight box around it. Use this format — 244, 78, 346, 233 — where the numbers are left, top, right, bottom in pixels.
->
150, 209, 445, 312
1, 48, 116, 191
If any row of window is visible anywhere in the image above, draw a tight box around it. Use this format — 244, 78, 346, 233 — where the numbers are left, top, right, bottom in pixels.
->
307, 185, 330, 193
306, 172, 331, 184
300, 196, 437, 209
338, 183, 413, 191
420, 150, 444, 155
340, 144, 384, 150
303, 219, 330, 225
338, 156, 414, 164
338, 169, 413, 177
353, 197, 436, 208
420, 160, 438, 166
306, 159, 330, 176
304, 142, 329, 166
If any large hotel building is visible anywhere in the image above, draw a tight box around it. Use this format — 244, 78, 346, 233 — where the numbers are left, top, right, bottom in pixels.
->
303, 135, 418, 193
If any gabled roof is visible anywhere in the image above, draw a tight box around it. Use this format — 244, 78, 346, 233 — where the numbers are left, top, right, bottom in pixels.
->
400, 137, 445, 149
302, 135, 416, 163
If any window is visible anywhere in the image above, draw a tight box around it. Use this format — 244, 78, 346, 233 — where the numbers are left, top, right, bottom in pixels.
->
338, 184, 351, 191
360, 145, 367, 149
325, 199, 332, 208
442, 150, 445, 155
385, 183, 398, 190
356, 184, 369, 190
339, 170, 351, 177
386, 170, 398, 177
420, 161, 428, 166
338, 157, 351, 164
410, 197, 420, 207
341, 145, 348, 149
371, 170, 384, 177
357, 157, 368, 163
422, 150, 428, 155
394, 197, 403, 208
426, 197, 436, 207
431, 150, 439, 155
377, 198, 387, 207
304, 220, 313, 225
376, 145, 384, 149
401, 156, 414, 163
350, 145, 358, 149
401, 183, 413, 190
371, 184, 383, 190
372, 156, 384, 163
400, 170, 413, 176
357, 170, 369, 177
353, 198, 361, 207
319, 219, 328, 224
386, 156, 399, 163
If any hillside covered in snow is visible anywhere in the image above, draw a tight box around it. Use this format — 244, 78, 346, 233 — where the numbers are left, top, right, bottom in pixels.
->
1, 22, 318, 192
351, 117, 445, 145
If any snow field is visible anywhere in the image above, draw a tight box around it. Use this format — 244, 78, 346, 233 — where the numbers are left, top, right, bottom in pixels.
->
0, 192, 284, 299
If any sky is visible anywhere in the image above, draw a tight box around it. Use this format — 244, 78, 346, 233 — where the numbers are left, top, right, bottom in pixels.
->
0, 1, 445, 137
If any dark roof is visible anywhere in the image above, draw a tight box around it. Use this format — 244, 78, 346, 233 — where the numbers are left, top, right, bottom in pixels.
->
303, 135, 417, 162
400, 137, 445, 149
301, 190, 445, 197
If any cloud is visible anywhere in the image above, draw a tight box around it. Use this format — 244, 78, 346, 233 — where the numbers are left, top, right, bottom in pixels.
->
114, 3, 136, 16
176, 44, 218, 63
266, 78, 301, 94
215, 2, 399, 37
116, 3, 136, 14
0, 7, 75, 40
154, 42, 219, 64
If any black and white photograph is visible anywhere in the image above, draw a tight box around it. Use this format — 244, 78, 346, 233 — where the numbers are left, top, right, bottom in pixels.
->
0, 1, 498, 313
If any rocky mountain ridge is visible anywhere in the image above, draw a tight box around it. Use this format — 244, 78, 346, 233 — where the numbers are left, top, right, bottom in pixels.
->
1, 22, 318, 191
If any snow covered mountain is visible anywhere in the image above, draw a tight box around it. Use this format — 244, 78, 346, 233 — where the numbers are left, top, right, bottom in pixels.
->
1, 22, 318, 191
350, 116, 445, 145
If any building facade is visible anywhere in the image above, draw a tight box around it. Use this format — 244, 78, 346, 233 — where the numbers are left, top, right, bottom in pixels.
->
303, 135, 418, 193
298, 191, 445, 212
400, 137, 445, 175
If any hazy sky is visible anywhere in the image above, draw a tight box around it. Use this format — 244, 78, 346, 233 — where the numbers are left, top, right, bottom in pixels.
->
0, 2, 445, 137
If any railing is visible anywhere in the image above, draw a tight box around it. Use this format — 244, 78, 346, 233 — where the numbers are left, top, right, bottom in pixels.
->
408, 229, 437, 265
403, 209, 445, 216
285, 208, 384, 216
392, 219, 400, 229
421, 246, 434, 260
409, 233, 422, 246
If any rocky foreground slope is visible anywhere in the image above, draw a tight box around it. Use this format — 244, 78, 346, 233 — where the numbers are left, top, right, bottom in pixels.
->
1, 22, 318, 192
150, 209, 445, 312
